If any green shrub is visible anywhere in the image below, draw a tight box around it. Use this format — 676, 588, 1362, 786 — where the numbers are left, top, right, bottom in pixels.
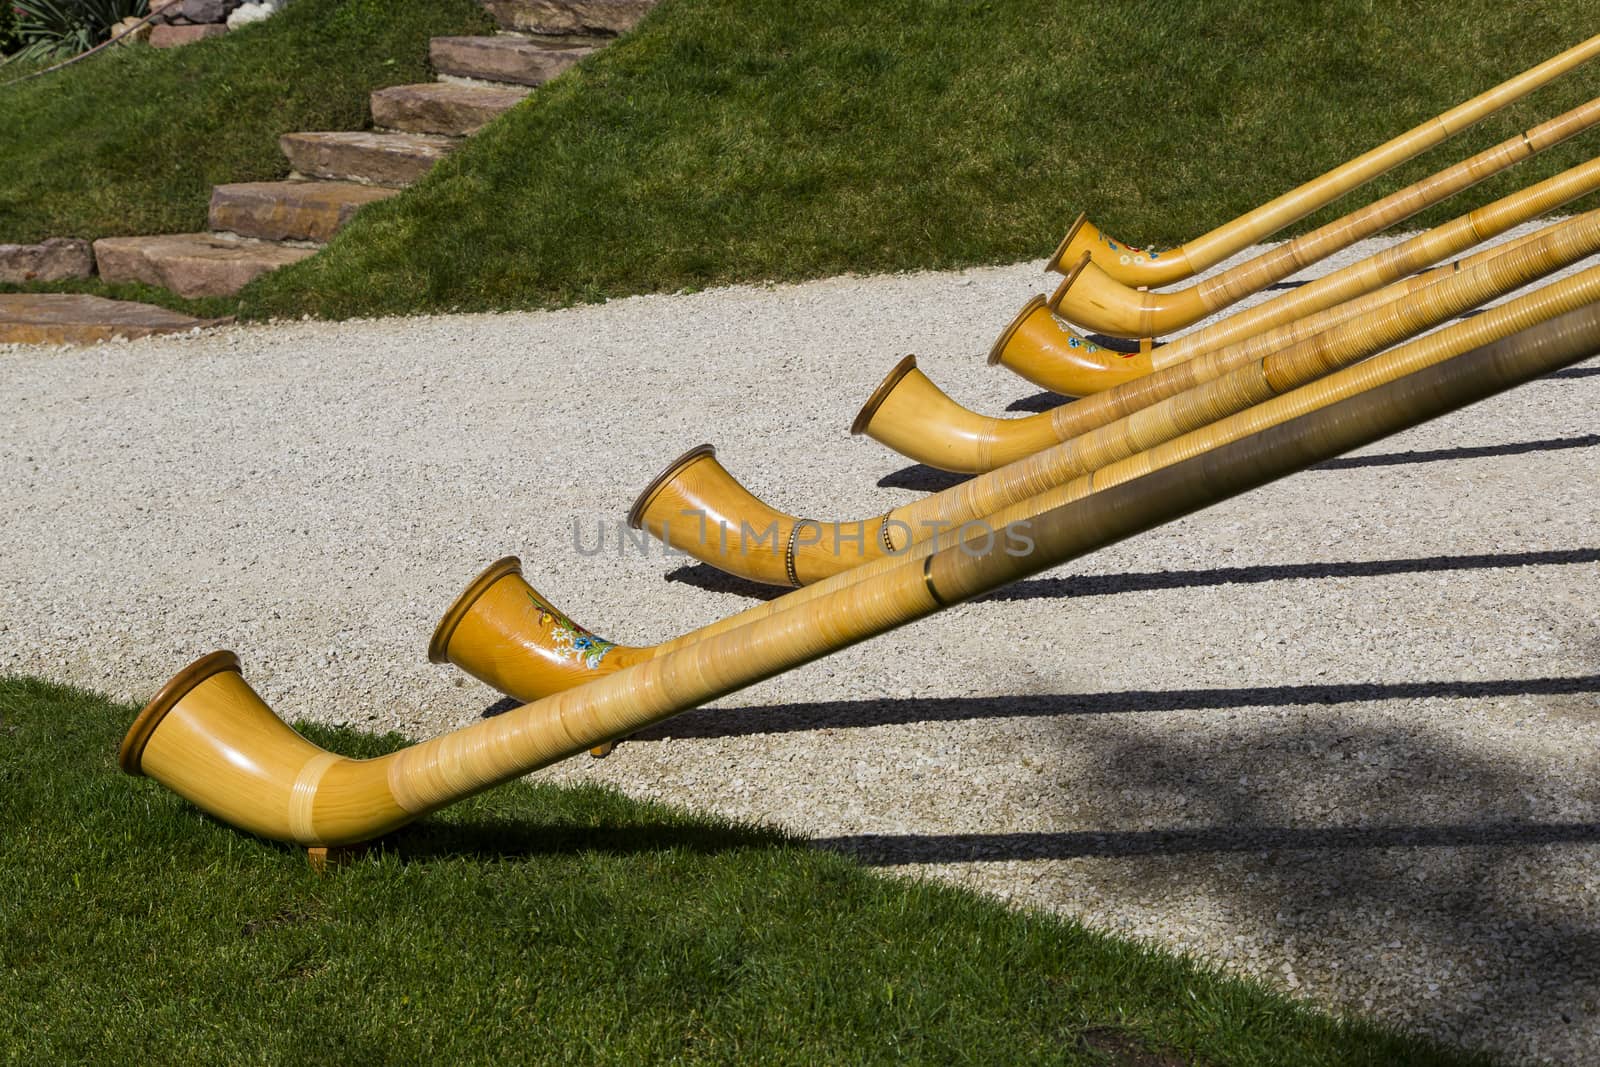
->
0, 6, 21, 55
10, 0, 147, 61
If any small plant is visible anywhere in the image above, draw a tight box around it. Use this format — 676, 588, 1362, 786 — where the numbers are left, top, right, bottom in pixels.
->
1, 7, 21, 56
10, 0, 147, 61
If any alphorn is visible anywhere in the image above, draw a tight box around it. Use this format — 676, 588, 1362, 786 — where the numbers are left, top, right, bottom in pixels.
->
1046, 33, 1600, 287
980, 150, 1600, 399
120, 302, 1600, 851
627, 231, 1600, 585
432, 252, 1600, 706
1046, 97, 1600, 338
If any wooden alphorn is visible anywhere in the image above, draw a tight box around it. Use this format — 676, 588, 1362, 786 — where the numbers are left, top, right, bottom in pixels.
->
121, 301, 1600, 852
1047, 33, 1600, 286
1048, 97, 1600, 338
983, 151, 1600, 397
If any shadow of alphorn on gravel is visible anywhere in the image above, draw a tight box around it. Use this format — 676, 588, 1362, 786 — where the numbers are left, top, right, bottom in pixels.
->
659, 540, 1600, 606
1000, 360, 1595, 415
625, 675, 1600, 740
875, 431, 1600, 491
981, 547, 1600, 603
1311, 432, 1600, 469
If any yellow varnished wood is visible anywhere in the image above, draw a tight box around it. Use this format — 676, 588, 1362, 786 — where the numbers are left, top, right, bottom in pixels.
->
1049, 34, 1600, 286
124, 296, 1600, 849
1049, 97, 1600, 337
998, 154, 1600, 395
984, 293, 1154, 398
428, 556, 651, 701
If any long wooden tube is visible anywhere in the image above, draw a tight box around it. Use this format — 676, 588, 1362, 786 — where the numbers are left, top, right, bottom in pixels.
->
629, 232, 1600, 584
993, 152, 1600, 395
121, 302, 1600, 848
863, 217, 1569, 473
439, 252, 1600, 705
1046, 33, 1600, 286
1048, 98, 1600, 338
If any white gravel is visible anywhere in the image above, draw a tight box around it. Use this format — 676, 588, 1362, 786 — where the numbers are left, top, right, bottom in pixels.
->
3, 227, 1598, 1065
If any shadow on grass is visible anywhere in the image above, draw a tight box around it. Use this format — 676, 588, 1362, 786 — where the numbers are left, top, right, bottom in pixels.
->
378, 814, 787, 865
813, 821, 1600, 864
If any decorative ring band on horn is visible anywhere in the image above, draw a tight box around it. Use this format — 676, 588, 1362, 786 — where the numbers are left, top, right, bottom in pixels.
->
121, 303, 1600, 850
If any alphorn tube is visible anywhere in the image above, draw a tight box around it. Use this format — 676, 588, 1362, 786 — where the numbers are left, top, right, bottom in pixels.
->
1045, 33, 1600, 286
630, 233, 1600, 582
441, 255, 1600, 705
121, 302, 1600, 848
1048, 97, 1600, 338
990, 152, 1600, 396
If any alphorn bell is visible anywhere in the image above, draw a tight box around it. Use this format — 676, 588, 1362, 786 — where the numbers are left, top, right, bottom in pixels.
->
438, 250, 1600, 706
1047, 97, 1600, 338
970, 150, 1600, 401
628, 236, 1600, 585
1047, 33, 1600, 286
121, 303, 1600, 851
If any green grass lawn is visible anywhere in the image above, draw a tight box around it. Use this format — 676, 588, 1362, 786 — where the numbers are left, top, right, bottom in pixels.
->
237, 0, 1599, 320
0, 675, 1489, 1064
0, 0, 490, 244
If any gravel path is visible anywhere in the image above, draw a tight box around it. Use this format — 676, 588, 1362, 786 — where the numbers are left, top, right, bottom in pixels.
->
4, 227, 1598, 1064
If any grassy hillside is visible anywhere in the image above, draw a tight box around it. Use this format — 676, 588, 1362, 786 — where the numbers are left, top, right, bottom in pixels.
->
238, 0, 1598, 319
0, 0, 491, 244
0, 674, 1487, 1064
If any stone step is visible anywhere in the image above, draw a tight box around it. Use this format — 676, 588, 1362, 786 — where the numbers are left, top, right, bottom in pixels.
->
0, 238, 93, 284
0, 293, 222, 346
370, 82, 530, 136
208, 181, 398, 242
94, 233, 316, 299
480, 0, 656, 36
279, 131, 458, 186
429, 35, 597, 86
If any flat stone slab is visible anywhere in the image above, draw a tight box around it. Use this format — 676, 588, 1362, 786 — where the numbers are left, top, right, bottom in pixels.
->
370, 82, 529, 137
149, 23, 226, 47
208, 181, 398, 242
93, 232, 315, 298
0, 238, 94, 284
481, 0, 656, 36
0, 293, 218, 346
278, 131, 457, 187
430, 35, 597, 86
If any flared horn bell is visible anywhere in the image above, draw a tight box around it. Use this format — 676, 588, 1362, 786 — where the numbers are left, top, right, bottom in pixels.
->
429, 555, 646, 702
987, 293, 1153, 397
628, 444, 840, 587
852, 354, 1064, 473
119, 651, 410, 845
1047, 212, 1193, 285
